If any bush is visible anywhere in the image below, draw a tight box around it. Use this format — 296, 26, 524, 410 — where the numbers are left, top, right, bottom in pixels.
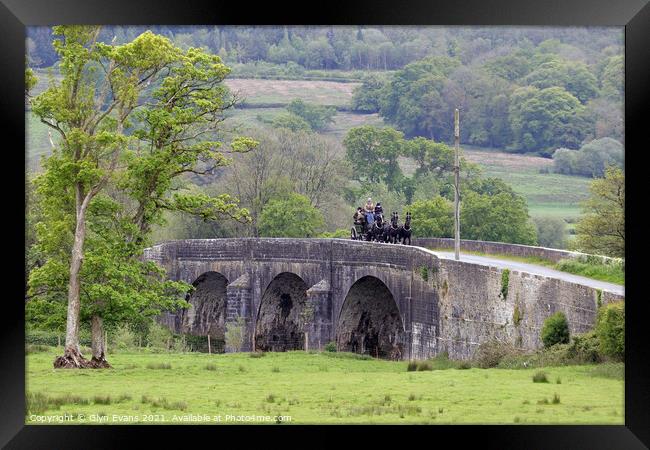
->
532, 371, 549, 383
225, 317, 246, 352
568, 330, 602, 363
597, 302, 624, 360
324, 341, 337, 352
541, 312, 570, 348
406, 361, 418, 372
416, 361, 432, 371
111, 324, 136, 351
475, 340, 517, 368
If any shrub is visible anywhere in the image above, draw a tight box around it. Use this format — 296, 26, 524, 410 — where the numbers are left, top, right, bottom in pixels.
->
416, 361, 432, 371
111, 324, 136, 351
500, 269, 510, 300
406, 361, 418, 372
146, 362, 172, 370
541, 312, 570, 348
324, 342, 337, 352
93, 395, 112, 405
552, 393, 561, 404
146, 322, 174, 351
457, 361, 472, 370
532, 371, 549, 383
568, 330, 602, 363
475, 340, 516, 368
225, 317, 246, 352
597, 302, 624, 360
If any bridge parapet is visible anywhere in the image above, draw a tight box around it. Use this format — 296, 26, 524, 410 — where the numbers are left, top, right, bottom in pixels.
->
144, 238, 622, 360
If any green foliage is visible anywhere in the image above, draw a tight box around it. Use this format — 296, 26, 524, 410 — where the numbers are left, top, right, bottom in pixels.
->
409, 197, 454, 238
406, 361, 418, 371
224, 317, 246, 352
522, 59, 598, 103
318, 229, 349, 239
379, 56, 461, 141
111, 325, 136, 351
475, 340, 518, 369
554, 258, 624, 285
259, 192, 325, 238
552, 138, 623, 177
461, 178, 537, 245
271, 112, 312, 132
508, 86, 593, 155
419, 266, 429, 282
532, 371, 549, 383
351, 74, 386, 112
574, 167, 624, 258
541, 312, 570, 348
596, 302, 624, 360
569, 330, 602, 363
533, 217, 567, 249
500, 269, 510, 300
416, 361, 433, 371
286, 98, 336, 131
324, 341, 337, 352
344, 125, 405, 188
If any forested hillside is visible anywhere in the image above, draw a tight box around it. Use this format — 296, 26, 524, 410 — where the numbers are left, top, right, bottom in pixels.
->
26, 26, 624, 249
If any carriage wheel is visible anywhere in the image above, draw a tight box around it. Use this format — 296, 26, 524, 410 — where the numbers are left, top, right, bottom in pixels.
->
350, 227, 357, 240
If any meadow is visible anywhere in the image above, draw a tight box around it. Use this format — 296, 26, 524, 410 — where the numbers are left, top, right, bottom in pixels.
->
26, 348, 624, 425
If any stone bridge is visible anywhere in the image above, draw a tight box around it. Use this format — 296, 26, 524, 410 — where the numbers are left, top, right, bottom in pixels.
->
143, 238, 624, 360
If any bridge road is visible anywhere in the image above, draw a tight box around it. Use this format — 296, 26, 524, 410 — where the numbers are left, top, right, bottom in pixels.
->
427, 250, 624, 296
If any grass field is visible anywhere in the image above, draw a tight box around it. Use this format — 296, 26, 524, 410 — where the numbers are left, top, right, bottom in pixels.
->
26, 349, 623, 425
225, 78, 359, 108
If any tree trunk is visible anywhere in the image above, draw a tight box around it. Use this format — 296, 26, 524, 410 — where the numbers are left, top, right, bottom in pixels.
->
88, 315, 111, 368
54, 186, 91, 369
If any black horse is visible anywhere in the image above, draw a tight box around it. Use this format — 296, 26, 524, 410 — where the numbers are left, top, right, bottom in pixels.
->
388, 212, 401, 244
369, 213, 389, 242
398, 212, 412, 245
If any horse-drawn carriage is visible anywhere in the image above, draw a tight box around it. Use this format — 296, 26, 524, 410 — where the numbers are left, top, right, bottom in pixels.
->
350, 211, 412, 245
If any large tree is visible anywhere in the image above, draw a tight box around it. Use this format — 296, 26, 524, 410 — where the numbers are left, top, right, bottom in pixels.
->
30, 26, 181, 367
508, 86, 593, 155
574, 166, 624, 257
344, 125, 405, 188
28, 26, 254, 368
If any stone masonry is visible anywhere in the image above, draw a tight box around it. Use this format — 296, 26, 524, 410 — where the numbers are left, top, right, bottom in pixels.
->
144, 238, 624, 360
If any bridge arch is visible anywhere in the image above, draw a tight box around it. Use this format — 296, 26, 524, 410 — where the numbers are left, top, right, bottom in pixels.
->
254, 272, 309, 352
180, 271, 229, 343
336, 275, 405, 360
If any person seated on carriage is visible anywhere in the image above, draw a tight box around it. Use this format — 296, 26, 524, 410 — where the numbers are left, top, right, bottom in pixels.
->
364, 198, 375, 226
374, 202, 384, 220
353, 207, 366, 225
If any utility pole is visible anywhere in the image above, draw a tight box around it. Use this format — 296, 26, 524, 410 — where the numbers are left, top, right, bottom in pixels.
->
454, 108, 461, 261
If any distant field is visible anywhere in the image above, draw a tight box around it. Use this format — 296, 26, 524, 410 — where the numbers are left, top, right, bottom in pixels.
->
222, 107, 384, 141
401, 146, 590, 221
463, 146, 590, 221
225, 78, 359, 108
26, 69, 591, 224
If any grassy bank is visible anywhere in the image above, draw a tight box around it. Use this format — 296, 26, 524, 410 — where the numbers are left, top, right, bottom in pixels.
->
26, 349, 623, 425
425, 248, 624, 285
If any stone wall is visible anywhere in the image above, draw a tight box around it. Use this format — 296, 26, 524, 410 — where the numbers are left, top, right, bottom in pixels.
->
145, 238, 624, 360
412, 237, 620, 264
